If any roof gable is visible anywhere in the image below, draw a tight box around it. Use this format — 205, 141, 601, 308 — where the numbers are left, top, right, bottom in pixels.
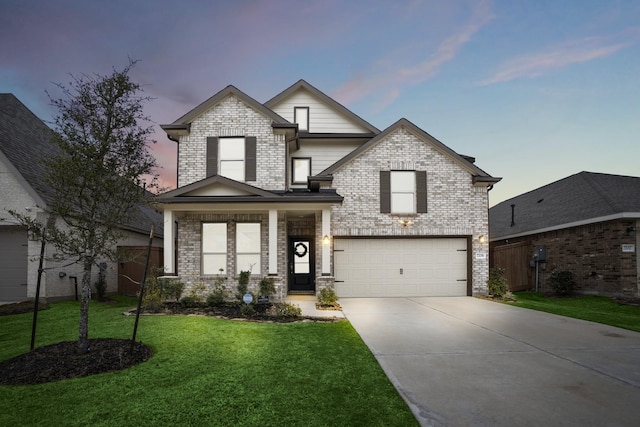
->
489, 171, 640, 240
158, 175, 276, 199
265, 80, 380, 134
320, 118, 499, 184
162, 85, 289, 131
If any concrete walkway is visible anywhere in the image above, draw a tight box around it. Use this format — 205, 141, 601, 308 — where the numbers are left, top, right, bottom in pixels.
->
340, 297, 640, 427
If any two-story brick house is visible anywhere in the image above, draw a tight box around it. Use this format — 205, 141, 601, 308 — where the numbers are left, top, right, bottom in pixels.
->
157, 80, 500, 299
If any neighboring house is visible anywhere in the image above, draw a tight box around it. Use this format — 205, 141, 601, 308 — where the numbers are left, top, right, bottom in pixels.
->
0, 94, 163, 302
489, 172, 640, 297
157, 80, 500, 299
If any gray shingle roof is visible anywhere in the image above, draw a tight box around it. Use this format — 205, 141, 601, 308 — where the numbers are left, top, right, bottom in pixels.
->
489, 171, 640, 240
0, 93, 162, 236
0, 93, 59, 206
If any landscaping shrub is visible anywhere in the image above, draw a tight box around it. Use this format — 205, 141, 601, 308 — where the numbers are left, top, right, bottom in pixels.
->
236, 270, 251, 300
548, 270, 576, 296
487, 267, 509, 298
258, 276, 276, 296
188, 282, 206, 303
240, 304, 256, 317
180, 296, 199, 308
162, 278, 184, 302
318, 286, 339, 306
268, 302, 302, 318
94, 262, 108, 300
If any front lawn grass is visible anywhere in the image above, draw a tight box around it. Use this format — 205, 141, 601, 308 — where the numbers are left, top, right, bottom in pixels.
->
508, 292, 640, 332
0, 296, 417, 426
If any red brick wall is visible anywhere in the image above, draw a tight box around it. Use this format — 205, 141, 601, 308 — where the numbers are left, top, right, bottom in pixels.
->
491, 219, 639, 296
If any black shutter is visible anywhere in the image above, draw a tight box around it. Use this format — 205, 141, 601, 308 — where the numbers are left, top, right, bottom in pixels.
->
416, 171, 427, 213
245, 136, 257, 181
380, 171, 391, 213
206, 137, 218, 177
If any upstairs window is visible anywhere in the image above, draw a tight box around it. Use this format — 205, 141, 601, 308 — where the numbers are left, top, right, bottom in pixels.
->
294, 107, 309, 132
391, 171, 416, 214
219, 137, 245, 181
380, 170, 427, 214
292, 158, 311, 184
206, 136, 257, 181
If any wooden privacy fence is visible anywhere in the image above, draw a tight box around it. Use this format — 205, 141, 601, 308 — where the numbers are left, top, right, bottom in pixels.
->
117, 246, 164, 296
491, 241, 532, 291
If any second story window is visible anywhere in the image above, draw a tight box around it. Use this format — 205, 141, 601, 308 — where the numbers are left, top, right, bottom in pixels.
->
292, 158, 311, 184
206, 136, 257, 182
294, 107, 309, 132
219, 137, 245, 181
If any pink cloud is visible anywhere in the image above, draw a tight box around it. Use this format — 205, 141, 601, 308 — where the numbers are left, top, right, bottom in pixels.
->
480, 31, 640, 85
333, 0, 495, 109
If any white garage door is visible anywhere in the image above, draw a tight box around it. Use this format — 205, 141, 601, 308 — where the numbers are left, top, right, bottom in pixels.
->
0, 227, 28, 301
334, 238, 468, 297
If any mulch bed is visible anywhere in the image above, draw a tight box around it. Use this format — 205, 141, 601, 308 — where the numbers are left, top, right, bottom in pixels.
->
0, 339, 152, 386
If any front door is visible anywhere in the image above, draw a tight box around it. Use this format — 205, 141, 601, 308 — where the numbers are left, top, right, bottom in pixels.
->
288, 237, 315, 293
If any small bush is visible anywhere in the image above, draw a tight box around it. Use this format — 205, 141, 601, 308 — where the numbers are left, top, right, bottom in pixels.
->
548, 270, 576, 296
94, 263, 108, 300
258, 276, 276, 296
236, 270, 251, 300
180, 296, 199, 308
268, 302, 302, 318
317, 286, 339, 306
487, 267, 509, 298
142, 286, 165, 312
240, 304, 256, 317
163, 279, 185, 302
188, 282, 206, 303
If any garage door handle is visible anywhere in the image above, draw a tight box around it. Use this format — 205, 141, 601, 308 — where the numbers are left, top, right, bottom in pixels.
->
335, 280, 345, 283
457, 279, 467, 282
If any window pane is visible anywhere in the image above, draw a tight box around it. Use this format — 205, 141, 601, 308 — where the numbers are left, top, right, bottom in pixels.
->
219, 138, 244, 159
293, 158, 310, 183
203, 254, 226, 275
236, 223, 260, 252
220, 160, 244, 181
392, 193, 415, 213
202, 223, 227, 252
237, 254, 261, 274
391, 171, 415, 192
293, 240, 310, 273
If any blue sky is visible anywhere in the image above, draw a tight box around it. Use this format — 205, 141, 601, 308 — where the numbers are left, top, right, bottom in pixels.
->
2, 0, 638, 206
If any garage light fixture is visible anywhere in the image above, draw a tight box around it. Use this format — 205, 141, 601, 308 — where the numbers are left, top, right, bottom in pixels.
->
398, 220, 412, 227
322, 235, 330, 245
478, 235, 485, 243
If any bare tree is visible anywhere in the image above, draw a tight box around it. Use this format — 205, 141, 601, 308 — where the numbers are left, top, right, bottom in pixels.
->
17, 61, 159, 353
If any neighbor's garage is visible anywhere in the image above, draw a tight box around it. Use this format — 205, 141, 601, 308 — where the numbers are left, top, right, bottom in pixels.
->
334, 238, 469, 297
0, 227, 28, 301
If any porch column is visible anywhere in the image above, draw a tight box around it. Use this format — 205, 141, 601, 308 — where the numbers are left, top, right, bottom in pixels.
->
322, 208, 331, 274
269, 209, 278, 275
163, 209, 176, 274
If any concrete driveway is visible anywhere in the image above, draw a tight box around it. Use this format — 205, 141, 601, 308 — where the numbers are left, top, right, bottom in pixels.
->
340, 297, 640, 427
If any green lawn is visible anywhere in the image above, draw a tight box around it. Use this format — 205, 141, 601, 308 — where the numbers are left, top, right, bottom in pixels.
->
508, 292, 640, 332
0, 296, 417, 426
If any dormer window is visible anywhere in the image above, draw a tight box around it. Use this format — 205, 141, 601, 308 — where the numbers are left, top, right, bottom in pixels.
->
294, 107, 309, 132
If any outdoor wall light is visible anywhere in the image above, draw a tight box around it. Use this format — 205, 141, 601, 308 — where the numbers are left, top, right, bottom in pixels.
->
58, 271, 67, 278
626, 227, 636, 235
478, 235, 486, 243
398, 220, 413, 227
322, 235, 330, 245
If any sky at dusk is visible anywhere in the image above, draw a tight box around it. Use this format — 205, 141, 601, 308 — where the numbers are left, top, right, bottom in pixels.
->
2, 0, 639, 206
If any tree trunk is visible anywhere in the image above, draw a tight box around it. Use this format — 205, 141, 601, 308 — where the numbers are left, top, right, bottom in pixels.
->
77, 256, 93, 353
